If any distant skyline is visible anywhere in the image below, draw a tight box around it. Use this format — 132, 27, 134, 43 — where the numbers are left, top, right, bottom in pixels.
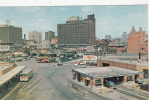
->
0, 5, 147, 40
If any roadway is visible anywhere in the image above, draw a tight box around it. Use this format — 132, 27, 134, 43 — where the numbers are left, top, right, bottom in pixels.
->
1, 58, 110, 100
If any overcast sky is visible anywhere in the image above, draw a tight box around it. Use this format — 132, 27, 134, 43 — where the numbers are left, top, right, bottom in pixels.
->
0, 5, 147, 40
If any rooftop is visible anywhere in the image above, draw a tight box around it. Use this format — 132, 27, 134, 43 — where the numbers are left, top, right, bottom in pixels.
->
72, 66, 143, 79
98, 55, 148, 65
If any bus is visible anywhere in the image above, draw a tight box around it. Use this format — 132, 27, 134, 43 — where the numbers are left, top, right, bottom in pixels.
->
20, 68, 33, 81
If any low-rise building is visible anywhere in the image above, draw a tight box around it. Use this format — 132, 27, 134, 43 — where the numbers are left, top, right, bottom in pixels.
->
72, 66, 143, 87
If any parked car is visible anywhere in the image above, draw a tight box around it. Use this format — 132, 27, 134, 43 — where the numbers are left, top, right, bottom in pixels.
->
80, 62, 85, 65
80, 66, 86, 68
104, 81, 117, 89
135, 78, 144, 84
140, 83, 149, 91
57, 62, 63, 66
94, 63, 97, 66
27, 57, 31, 60
16, 58, 22, 62
9, 59, 14, 63
90, 62, 94, 66
74, 63, 78, 67
86, 62, 90, 66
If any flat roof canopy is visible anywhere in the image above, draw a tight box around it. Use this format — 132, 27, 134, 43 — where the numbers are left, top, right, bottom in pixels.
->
72, 66, 144, 79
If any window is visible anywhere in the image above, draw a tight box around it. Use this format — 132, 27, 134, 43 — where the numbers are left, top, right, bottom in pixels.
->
95, 80, 101, 84
140, 48, 145, 50
127, 76, 133, 81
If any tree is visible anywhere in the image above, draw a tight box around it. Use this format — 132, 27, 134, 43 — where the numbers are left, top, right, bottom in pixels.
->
23, 47, 30, 56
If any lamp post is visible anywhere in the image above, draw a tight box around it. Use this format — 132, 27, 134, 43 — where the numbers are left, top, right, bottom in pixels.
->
13, 49, 15, 67
98, 48, 102, 67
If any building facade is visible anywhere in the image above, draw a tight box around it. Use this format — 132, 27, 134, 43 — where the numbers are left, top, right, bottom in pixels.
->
57, 14, 95, 48
105, 35, 112, 40
130, 26, 146, 43
122, 32, 128, 41
0, 25, 22, 44
45, 31, 55, 41
127, 36, 148, 55
29, 31, 42, 43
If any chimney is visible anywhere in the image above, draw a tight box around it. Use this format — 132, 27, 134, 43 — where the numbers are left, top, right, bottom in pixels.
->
24, 34, 26, 45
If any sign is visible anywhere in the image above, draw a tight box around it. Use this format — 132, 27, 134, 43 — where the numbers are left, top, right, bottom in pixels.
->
41, 50, 46, 53
83, 55, 97, 61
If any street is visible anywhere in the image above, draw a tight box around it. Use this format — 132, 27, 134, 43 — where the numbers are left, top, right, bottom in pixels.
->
1, 58, 109, 100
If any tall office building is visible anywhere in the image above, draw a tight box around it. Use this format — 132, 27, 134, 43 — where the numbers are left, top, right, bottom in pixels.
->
45, 31, 55, 41
105, 35, 112, 40
0, 25, 22, 44
130, 26, 146, 43
122, 32, 128, 40
57, 14, 95, 48
29, 31, 42, 43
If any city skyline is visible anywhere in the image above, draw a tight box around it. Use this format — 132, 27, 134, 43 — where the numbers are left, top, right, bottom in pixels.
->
0, 5, 147, 40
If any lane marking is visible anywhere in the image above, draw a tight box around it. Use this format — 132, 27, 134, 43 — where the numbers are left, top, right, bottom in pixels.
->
22, 78, 45, 100
38, 94, 44, 100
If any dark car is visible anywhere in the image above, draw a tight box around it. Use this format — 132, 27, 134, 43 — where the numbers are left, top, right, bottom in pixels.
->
9, 59, 14, 63
90, 62, 94, 66
86, 62, 90, 66
140, 84, 149, 91
104, 81, 117, 89
94, 63, 97, 66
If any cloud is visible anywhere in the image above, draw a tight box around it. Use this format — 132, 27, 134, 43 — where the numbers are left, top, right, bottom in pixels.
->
82, 6, 94, 13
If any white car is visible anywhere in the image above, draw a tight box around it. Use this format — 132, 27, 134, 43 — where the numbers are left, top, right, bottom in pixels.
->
80, 62, 85, 65
74, 64, 78, 67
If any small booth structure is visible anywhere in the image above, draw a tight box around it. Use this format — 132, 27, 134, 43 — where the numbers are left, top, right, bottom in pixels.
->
72, 66, 143, 88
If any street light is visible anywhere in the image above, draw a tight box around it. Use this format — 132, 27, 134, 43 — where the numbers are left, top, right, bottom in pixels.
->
13, 49, 15, 67
98, 48, 102, 67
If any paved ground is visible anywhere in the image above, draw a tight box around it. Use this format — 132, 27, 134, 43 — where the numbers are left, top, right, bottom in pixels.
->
1, 58, 148, 100
1, 58, 109, 100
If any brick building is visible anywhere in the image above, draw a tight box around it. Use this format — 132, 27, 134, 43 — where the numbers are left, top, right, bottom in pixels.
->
130, 26, 146, 43
57, 14, 95, 48
127, 36, 148, 55
109, 39, 126, 53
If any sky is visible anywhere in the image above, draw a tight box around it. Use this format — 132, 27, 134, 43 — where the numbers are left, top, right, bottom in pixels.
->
0, 5, 148, 40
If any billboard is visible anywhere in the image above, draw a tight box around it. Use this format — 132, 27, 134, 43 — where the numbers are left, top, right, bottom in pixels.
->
83, 55, 97, 61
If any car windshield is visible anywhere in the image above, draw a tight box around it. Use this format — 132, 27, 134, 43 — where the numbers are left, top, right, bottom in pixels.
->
20, 74, 27, 77
109, 82, 115, 85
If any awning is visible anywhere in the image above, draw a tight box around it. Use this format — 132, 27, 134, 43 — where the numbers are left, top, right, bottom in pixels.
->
85, 77, 90, 80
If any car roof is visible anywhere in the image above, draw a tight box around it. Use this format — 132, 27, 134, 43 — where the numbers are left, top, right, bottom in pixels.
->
107, 81, 114, 83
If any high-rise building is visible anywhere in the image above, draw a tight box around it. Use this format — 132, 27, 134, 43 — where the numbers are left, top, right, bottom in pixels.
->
29, 31, 42, 43
130, 26, 146, 43
105, 35, 112, 40
45, 31, 55, 41
57, 14, 95, 48
0, 25, 22, 44
122, 32, 128, 40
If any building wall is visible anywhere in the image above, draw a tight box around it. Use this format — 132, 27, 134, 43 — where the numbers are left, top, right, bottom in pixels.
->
0, 26, 22, 44
109, 46, 125, 53
45, 31, 55, 41
58, 14, 95, 48
51, 38, 58, 43
130, 31, 146, 43
97, 59, 147, 79
9, 27, 22, 44
127, 36, 140, 54
29, 31, 42, 43
0, 27, 9, 42
139, 43, 148, 55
